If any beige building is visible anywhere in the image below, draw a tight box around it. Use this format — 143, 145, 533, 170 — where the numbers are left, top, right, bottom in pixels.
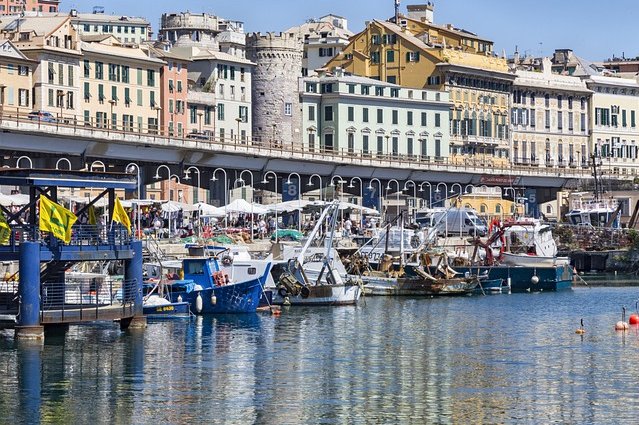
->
72, 12, 151, 45
79, 36, 165, 132
0, 40, 36, 115
0, 15, 81, 120
586, 75, 639, 178
512, 58, 591, 169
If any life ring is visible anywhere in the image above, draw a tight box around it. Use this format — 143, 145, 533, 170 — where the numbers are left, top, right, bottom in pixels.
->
221, 254, 233, 266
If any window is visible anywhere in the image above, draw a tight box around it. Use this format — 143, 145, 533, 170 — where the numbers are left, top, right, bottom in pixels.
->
407, 138, 413, 156
392, 110, 398, 125
348, 84, 355, 94
347, 106, 354, 122
557, 111, 563, 130
190, 106, 197, 124
361, 85, 370, 95
111, 86, 118, 101
376, 109, 383, 124
321, 83, 333, 93
426, 76, 440, 85
390, 88, 399, 98
544, 94, 550, 107
95, 62, 103, 80
308, 105, 315, 121
632, 111, 636, 128
557, 95, 563, 108
421, 112, 427, 126
217, 103, 225, 120
98, 84, 105, 103
147, 70, 155, 87
284, 103, 292, 116
386, 50, 395, 63
348, 133, 355, 153
363, 108, 369, 123
406, 52, 420, 62
622, 110, 627, 127
376, 136, 383, 155
375, 86, 384, 96
137, 89, 143, 106
122, 66, 129, 84
434, 113, 441, 127
239, 106, 249, 123
370, 51, 380, 64
362, 135, 369, 155
545, 110, 550, 129
18, 89, 29, 107
568, 112, 574, 131
150, 91, 156, 107
407, 111, 413, 126
318, 47, 334, 57
324, 106, 333, 121
83, 82, 90, 101
581, 113, 586, 132
83, 60, 90, 77
204, 107, 211, 125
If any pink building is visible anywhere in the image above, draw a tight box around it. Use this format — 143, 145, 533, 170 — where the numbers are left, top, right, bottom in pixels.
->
0, 0, 59, 14
150, 47, 190, 137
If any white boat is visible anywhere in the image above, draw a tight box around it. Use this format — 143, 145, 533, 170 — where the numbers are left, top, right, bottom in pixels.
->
498, 219, 570, 267
269, 201, 362, 306
565, 192, 620, 228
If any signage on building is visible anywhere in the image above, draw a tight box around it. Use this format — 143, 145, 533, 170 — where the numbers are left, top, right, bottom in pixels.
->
478, 175, 521, 186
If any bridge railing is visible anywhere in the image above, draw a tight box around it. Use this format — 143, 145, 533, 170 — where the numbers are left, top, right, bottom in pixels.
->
40, 278, 137, 323
0, 106, 611, 179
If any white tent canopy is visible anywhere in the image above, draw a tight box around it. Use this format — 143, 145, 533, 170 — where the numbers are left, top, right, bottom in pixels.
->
266, 199, 313, 213
120, 199, 156, 208
161, 200, 197, 213
0, 193, 30, 206
337, 201, 380, 215
193, 202, 225, 217
222, 199, 268, 215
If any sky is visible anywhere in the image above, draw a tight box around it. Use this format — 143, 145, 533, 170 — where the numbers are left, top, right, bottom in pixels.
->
62, 0, 639, 61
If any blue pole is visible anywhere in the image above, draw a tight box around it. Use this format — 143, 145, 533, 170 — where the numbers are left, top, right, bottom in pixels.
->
17, 341, 42, 423
16, 241, 43, 339
125, 240, 144, 316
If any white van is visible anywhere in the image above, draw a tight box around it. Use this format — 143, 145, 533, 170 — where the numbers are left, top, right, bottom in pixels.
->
416, 207, 487, 237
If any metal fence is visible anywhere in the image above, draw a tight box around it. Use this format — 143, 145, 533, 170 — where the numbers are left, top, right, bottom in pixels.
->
2, 224, 132, 250
40, 278, 137, 323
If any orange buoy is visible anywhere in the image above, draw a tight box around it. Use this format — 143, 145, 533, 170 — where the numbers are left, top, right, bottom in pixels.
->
575, 318, 585, 334
629, 313, 639, 325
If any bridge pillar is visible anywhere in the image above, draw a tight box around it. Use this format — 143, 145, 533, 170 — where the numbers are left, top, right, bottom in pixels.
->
17, 340, 42, 423
122, 240, 146, 330
15, 242, 43, 340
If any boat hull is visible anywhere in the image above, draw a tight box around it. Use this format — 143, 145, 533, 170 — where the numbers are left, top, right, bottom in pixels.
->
271, 284, 361, 306
360, 274, 477, 296
427, 264, 573, 293
501, 253, 571, 267
170, 266, 271, 314
143, 301, 191, 319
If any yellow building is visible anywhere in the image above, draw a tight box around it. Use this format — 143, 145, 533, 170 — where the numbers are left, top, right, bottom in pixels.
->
456, 186, 523, 219
0, 15, 82, 119
325, 13, 515, 164
79, 36, 165, 132
0, 40, 36, 116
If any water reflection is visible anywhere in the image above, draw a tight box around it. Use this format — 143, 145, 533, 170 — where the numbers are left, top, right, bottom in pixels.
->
4, 288, 639, 423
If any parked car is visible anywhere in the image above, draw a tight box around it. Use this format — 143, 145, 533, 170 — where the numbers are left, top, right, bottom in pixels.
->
27, 111, 56, 123
186, 131, 210, 140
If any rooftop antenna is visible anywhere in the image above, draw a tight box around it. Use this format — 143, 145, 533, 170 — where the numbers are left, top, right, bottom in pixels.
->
394, 0, 400, 23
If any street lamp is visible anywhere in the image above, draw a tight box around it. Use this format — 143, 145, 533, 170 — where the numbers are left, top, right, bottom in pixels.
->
236, 169, 255, 241
262, 171, 278, 241
16, 155, 33, 169
235, 117, 242, 143
307, 173, 323, 201
183, 165, 202, 203
385, 134, 390, 159
57, 92, 65, 124
55, 157, 72, 170
108, 99, 117, 130
211, 105, 217, 141
330, 175, 346, 225
210, 168, 228, 206
272, 123, 277, 147
367, 178, 383, 214
286, 172, 302, 232
386, 179, 401, 222
434, 182, 448, 207
154, 106, 162, 135
450, 183, 463, 238
126, 162, 142, 236
90, 160, 105, 172
349, 176, 364, 228
154, 164, 177, 237
197, 112, 203, 133
419, 182, 432, 209
402, 179, 417, 224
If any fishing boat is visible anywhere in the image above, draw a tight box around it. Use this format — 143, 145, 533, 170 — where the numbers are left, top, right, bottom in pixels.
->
144, 253, 272, 314
143, 294, 191, 319
269, 201, 362, 306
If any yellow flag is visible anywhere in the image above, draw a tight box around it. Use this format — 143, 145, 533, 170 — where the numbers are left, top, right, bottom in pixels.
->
112, 197, 131, 234
88, 205, 97, 225
0, 211, 10, 245
39, 195, 77, 243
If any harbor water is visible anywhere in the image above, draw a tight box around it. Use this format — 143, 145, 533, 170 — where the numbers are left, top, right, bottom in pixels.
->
3, 287, 639, 424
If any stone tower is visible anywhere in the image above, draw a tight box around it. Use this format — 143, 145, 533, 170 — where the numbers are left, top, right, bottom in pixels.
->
246, 32, 303, 148
160, 12, 220, 49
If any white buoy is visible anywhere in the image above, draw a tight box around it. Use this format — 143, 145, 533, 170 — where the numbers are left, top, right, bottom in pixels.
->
211, 295, 217, 305
531, 275, 540, 285
195, 293, 203, 313
283, 296, 291, 306
177, 294, 183, 303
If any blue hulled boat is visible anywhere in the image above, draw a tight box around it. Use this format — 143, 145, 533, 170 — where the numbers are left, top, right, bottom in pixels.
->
165, 255, 272, 314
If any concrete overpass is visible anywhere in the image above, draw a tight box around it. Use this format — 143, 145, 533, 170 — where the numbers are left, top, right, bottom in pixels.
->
0, 116, 595, 205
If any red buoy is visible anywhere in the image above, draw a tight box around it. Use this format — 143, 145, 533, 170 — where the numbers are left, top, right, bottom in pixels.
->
629, 313, 639, 325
